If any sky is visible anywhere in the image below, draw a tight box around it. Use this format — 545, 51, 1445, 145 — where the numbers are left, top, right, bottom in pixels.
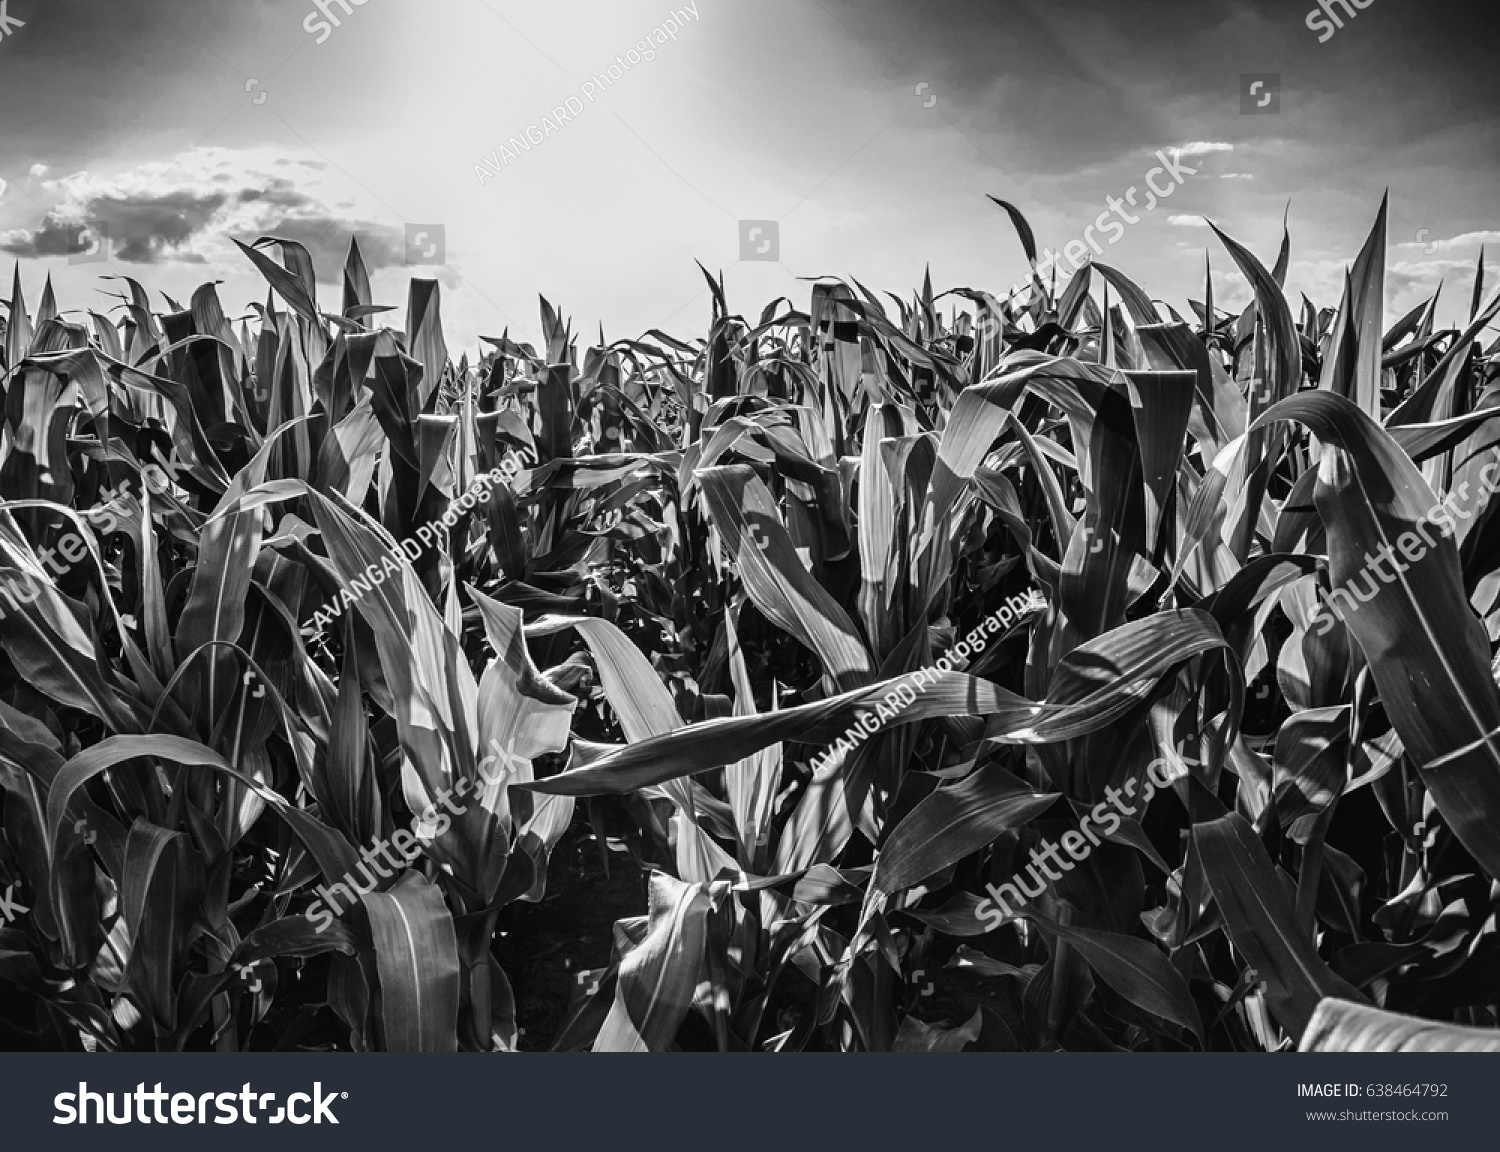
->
1, 0, 1497, 354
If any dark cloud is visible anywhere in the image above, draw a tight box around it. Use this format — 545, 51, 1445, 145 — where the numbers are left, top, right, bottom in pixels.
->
229, 180, 405, 279
245, 215, 406, 283
813, 0, 1500, 173
237, 178, 316, 211
0, 189, 227, 262
2, 170, 403, 278
231, 176, 406, 278
97, 190, 228, 261
0, 217, 79, 258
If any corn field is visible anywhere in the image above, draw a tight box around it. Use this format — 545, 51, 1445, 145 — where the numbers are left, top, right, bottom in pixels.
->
1, 197, 1499, 1053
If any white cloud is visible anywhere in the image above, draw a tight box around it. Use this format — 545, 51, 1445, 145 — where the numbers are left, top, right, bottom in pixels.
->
1282, 257, 1475, 328
28, 164, 47, 178
1168, 214, 1208, 227
1218, 173, 1253, 179
1394, 229, 1500, 252
1174, 142, 1234, 156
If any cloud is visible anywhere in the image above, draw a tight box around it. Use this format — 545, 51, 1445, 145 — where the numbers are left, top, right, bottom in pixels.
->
1385, 257, 1484, 310
1167, 214, 1208, 227
0, 149, 406, 278
1394, 229, 1500, 252
1, 188, 225, 261
1174, 142, 1234, 156
0, 219, 85, 258
250, 209, 406, 281
5, 189, 231, 261
1285, 256, 1476, 326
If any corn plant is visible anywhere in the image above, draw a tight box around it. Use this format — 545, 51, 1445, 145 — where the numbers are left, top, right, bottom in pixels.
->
0, 199, 1498, 1053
